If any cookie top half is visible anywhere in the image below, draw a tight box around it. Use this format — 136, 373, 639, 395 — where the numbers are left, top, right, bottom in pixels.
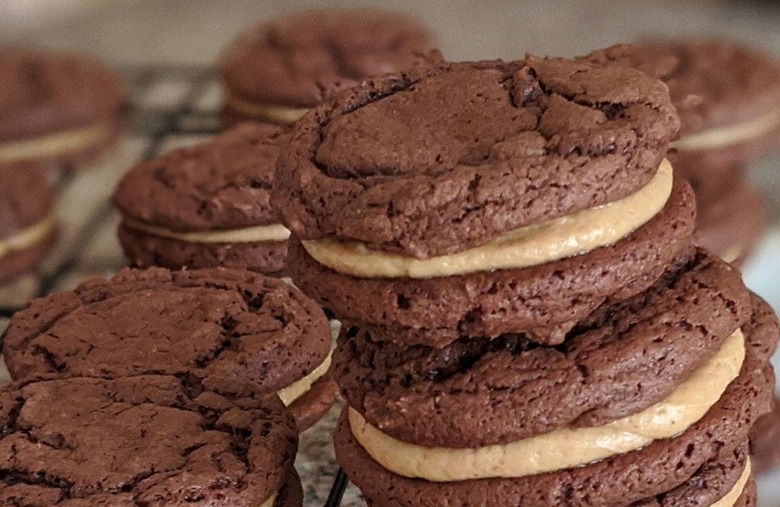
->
0, 164, 55, 238
3, 267, 331, 393
273, 56, 679, 258
0, 51, 123, 142
0, 375, 296, 506
114, 123, 285, 232
583, 39, 780, 139
220, 8, 436, 109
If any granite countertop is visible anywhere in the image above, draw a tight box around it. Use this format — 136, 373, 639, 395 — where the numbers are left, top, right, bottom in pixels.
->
1, 1, 779, 506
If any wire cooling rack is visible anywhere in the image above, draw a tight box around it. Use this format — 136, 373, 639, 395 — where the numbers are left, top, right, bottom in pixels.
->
0, 66, 356, 507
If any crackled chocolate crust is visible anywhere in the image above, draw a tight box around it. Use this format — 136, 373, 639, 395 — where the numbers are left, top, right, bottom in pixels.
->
219, 9, 436, 109
273, 56, 679, 258
3, 267, 331, 396
289, 176, 695, 347
0, 51, 123, 143
334, 250, 754, 447
335, 318, 775, 507
114, 123, 286, 232
0, 375, 298, 507
117, 223, 288, 275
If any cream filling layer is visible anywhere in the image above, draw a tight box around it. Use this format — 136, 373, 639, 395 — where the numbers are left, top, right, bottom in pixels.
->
123, 219, 291, 244
302, 159, 674, 279
0, 213, 56, 259
258, 491, 277, 507
0, 123, 108, 163
671, 106, 780, 151
225, 92, 309, 124
349, 329, 745, 482
712, 459, 751, 507
277, 352, 332, 406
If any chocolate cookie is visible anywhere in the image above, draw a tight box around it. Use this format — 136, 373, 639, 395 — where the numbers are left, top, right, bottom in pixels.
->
582, 39, 780, 170
289, 175, 695, 347
114, 123, 290, 275
0, 163, 58, 283
219, 8, 436, 125
273, 56, 679, 257
333, 250, 753, 447
750, 396, 780, 473
334, 304, 775, 506
0, 50, 123, 169
2, 267, 336, 431
0, 374, 300, 506
691, 168, 765, 265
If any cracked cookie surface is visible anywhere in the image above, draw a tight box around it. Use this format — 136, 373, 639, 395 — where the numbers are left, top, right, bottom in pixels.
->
0, 375, 298, 506
2, 267, 331, 395
273, 57, 679, 258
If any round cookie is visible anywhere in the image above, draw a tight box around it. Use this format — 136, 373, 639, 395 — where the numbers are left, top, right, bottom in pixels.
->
582, 38, 780, 170
750, 397, 780, 473
114, 123, 290, 275
0, 50, 123, 169
333, 294, 776, 506
692, 169, 765, 266
273, 56, 684, 346
0, 374, 300, 506
219, 8, 436, 125
2, 266, 336, 431
333, 250, 753, 447
0, 163, 58, 283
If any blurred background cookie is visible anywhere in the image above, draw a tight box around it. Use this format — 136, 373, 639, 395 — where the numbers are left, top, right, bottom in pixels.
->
219, 8, 437, 125
0, 163, 57, 283
0, 50, 123, 169
114, 123, 291, 275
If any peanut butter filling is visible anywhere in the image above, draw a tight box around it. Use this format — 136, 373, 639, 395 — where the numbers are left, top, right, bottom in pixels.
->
711, 459, 751, 507
277, 351, 332, 406
303, 159, 674, 279
350, 329, 745, 481
0, 123, 108, 163
225, 92, 309, 124
258, 491, 277, 507
0, 213, 56, 259
123, 219, 291, 244
671, 105, 780, 151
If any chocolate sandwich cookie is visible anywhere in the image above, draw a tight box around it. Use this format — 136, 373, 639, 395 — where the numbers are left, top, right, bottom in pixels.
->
274, 56, 685, 346
690, 167, 765, 266
0, 374, 301, 506
583, 38, 780, 170
114, 123, 291, 275
0, 51, 123, 169
333, 285, 777, 506
219, 8, 436, 125
0, 163, 57, 283
750, 395, 780, 473
2, 267, 337, 431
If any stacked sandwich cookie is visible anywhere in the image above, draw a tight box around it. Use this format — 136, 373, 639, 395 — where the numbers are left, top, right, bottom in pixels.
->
0, 51, 123, 169
114, 123, 292, 275
219, 8, 436, 126
273, 56, 779, 506
0, 374, 301, 506
3, 267, 337, 432
583, 39, 780, 265
0, 164, 58, 283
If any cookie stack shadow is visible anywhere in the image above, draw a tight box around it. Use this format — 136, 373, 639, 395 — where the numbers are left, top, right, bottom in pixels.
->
273, 56, 780, 506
